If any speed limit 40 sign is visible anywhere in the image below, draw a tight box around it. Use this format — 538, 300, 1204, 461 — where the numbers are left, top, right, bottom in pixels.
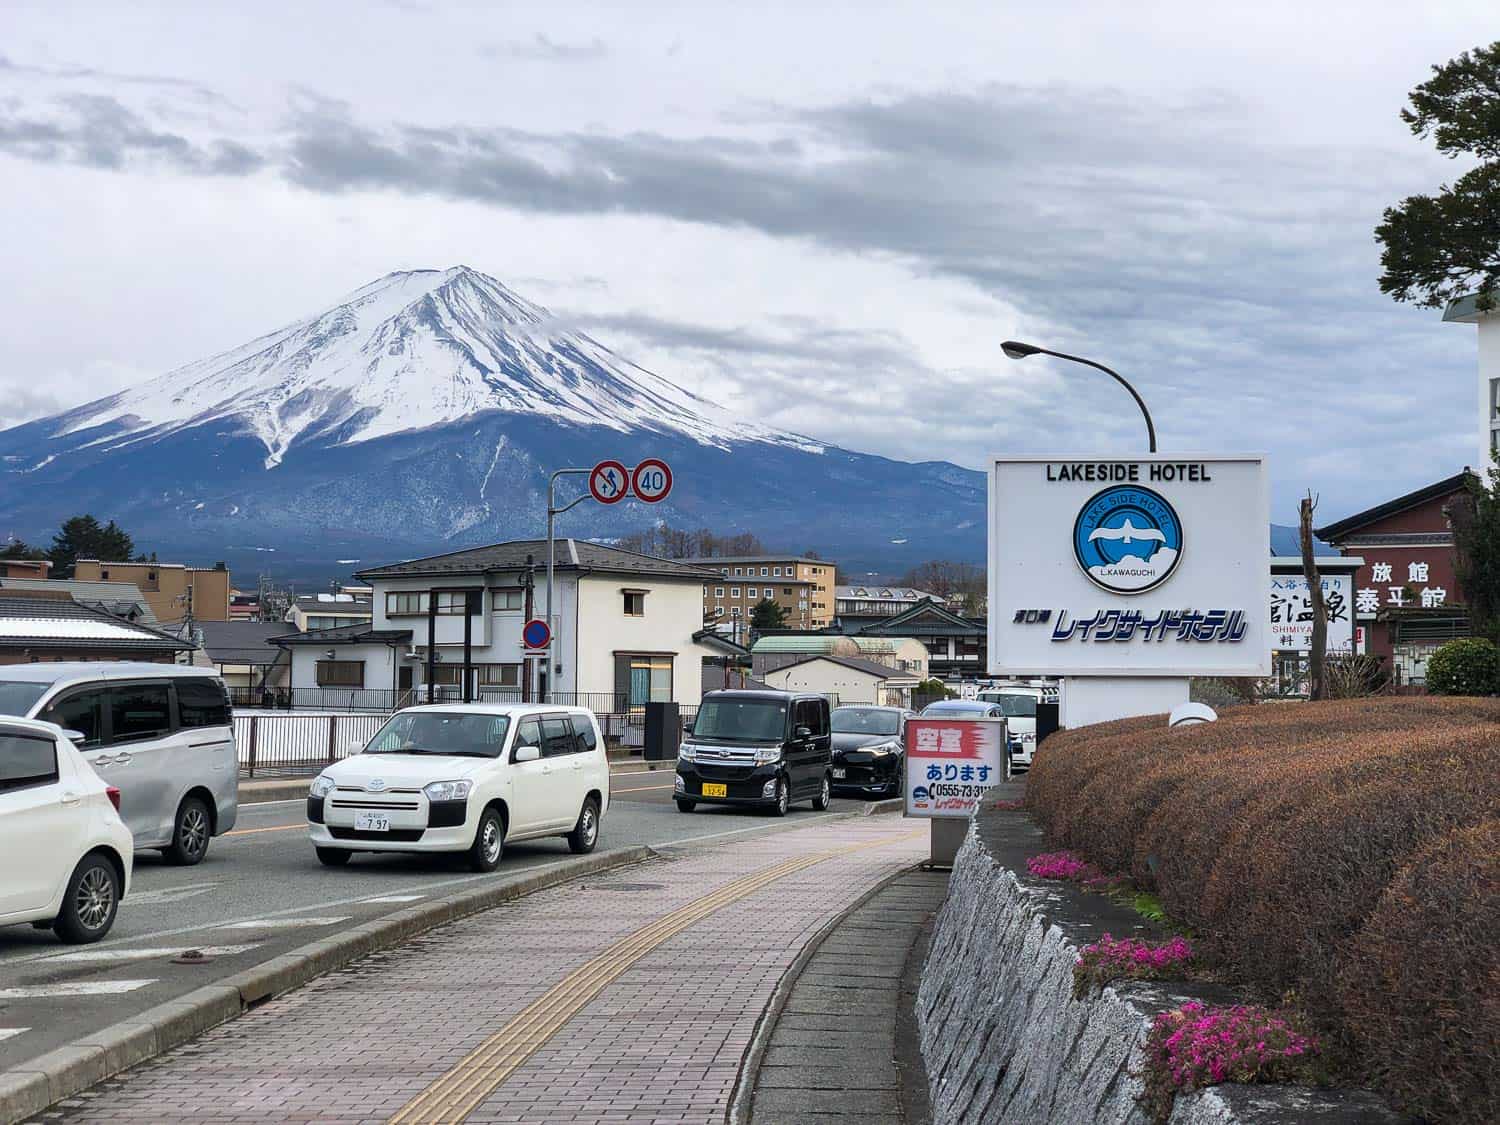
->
631, 459, 673, 503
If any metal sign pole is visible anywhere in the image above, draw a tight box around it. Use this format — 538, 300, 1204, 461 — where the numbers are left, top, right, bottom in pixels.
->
546, 468, 592, 704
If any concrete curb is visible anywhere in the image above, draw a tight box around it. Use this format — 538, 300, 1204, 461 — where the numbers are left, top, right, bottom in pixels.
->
726, 864, 921, 1125
237, 780, 311, 804
862, 797, 904, 816
0, 846, 653, 1125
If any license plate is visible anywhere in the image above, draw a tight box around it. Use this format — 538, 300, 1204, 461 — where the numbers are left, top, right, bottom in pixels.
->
832, 768, 847, 779
701, 782, 728, 798
354, 813, 391, 832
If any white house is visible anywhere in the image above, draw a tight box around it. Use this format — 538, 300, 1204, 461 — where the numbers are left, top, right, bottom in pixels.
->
285, 591, 373, 632
272, 539, 722, 707
760, 654, 921, 707
1444, 294, 1500, 469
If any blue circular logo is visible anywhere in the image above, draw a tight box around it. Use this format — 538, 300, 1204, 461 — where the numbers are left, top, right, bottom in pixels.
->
1072, 485, 1183, 594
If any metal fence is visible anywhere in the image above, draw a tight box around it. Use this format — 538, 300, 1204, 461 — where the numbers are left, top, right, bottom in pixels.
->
231, 686, 654, 713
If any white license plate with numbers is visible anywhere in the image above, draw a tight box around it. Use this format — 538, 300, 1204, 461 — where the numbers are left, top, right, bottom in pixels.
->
354, 813, 391, 832
832, 768, 846, 779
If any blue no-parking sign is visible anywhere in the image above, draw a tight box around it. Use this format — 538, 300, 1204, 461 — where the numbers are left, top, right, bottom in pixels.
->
523, 618, 551, 650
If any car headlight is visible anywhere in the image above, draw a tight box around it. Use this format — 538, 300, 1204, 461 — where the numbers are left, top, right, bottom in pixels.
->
423, 779, 473, 802
753, 747, 782, 764
867, 741, 899, 755
678, 743, 698, 762
309, 775, 335, 798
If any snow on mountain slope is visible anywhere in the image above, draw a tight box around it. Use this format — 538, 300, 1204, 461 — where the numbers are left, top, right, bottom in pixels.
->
53, 266, 824, 469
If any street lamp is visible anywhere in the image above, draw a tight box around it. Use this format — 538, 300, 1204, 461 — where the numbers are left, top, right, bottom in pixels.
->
1000, 341, 1158, 452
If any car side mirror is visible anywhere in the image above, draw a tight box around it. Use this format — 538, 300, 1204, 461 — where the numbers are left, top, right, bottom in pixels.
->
682, 722, 693, 735
795, 725, 813, 739
343, 742, 364, 758
62, 729, 87, 745
513, 745, 541, 763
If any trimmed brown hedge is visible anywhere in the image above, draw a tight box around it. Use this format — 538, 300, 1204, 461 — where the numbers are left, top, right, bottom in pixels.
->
1025, 698, 1500, 1125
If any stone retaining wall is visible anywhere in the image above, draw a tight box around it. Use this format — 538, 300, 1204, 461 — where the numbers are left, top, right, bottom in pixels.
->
915, 809, 1405, 1125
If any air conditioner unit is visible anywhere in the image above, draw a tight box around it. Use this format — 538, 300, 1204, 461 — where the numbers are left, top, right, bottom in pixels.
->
402, 649, 423, 661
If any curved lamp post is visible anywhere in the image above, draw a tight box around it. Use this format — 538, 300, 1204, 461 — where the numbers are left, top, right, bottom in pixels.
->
1000, 341, 1158, 452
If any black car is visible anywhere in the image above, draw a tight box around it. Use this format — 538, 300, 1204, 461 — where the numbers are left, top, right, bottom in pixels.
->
830, 705, 914, 798
675, 690, 833, 817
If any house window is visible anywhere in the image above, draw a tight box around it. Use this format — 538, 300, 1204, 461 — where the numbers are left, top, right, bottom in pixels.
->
773, 567, 782, 576
316, 660, 364, 687
714, 606, 724, 617
623, 591, 646, 617
721, 568, 729, 576
481, 664, 522, 687
734, 567, 743, 576
386, 591, 427, 616
730, 606, 741, 618
489, 588, 524, 611
614, 654, 673, 706
731, 587, 740, 598
748, 587, 758, 598
99, 569, 110, 580
715, 587, 724, 597
760, 567, 769, 576
435, 591, 474, 615
783, 587, 793, 595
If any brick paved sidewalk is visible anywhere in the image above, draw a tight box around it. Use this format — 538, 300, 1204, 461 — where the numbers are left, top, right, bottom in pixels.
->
41, 815, 926, 1125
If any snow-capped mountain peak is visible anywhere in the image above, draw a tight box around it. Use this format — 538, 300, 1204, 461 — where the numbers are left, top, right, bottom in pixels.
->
53, 266, 822, 468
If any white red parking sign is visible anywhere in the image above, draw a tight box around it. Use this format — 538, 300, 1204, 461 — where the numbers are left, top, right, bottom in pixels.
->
903, 718, 1007, 819
631, 459, 672, 504
588, 460, 629, 505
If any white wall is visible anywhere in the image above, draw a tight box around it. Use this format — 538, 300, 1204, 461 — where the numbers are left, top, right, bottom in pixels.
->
1480, 312, 1500, 471
287, 642, 399, 694
763, 659, 884, 704
574, 575, 709, 701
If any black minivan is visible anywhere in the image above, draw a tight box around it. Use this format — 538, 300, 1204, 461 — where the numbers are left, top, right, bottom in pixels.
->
674, 690, 832, 817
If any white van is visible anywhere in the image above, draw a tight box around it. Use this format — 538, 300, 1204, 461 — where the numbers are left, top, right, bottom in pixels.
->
976, 682, 1049, 770
0, 663, 238, 864
307, 703, 611, 871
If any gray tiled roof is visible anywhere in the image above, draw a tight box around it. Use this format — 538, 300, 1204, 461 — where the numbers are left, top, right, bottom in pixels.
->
357, 539, 718, 582
195, 621, 294, 666
271, 623, 413, 647
0, 577, 159, 625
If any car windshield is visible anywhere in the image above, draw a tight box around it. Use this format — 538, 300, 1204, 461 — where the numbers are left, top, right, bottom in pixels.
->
364, 711, 511, 758
978, 692, 1037, 718
692, 698, 788, 742
831, 708, 900, 736
0, 681, 50, 717
922, 702, 989, 717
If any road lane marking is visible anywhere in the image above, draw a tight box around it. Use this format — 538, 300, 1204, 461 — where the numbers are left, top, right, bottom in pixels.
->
122, 882, 221, 906
225, 823, 306, 837
219, 917, 349, 929
389, 829, 920, 1123
44, 944, 256, 963
0, 980, 156, 998
364, 894, 426, 904
0, 1028, 28, 1042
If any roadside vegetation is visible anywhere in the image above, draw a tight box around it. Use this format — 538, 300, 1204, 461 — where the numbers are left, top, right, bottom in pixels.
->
1023, 699, 1499, 1124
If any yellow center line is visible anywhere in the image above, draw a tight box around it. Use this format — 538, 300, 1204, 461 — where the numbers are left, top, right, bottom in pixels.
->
389, 829, 921, 1124
225, 823, 305, 837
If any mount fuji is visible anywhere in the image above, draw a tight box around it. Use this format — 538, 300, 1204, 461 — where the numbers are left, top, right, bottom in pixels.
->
0, 267, 986, 581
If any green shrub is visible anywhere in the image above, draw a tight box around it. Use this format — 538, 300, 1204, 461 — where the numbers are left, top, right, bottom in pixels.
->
1424, 637, 1500, 695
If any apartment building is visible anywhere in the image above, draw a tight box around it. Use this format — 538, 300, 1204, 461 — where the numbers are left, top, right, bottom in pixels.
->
688, 555, 836, 629
73, 559, 232, 624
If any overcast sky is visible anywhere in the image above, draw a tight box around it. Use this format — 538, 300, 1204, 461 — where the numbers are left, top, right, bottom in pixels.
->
1, 1, 1493, 524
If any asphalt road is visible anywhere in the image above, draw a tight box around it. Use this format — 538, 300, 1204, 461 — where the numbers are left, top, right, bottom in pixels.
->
0, 769, 868, 1075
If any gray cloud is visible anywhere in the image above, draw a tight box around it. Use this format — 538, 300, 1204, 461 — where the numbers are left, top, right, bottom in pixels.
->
0, 52, 237, 108
0, 93, 262, 174
482, 34, 608, 62
0, 77, 1474, 514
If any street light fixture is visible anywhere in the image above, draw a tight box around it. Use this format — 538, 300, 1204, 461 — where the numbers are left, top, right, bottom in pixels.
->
1000, 340, 1158, 452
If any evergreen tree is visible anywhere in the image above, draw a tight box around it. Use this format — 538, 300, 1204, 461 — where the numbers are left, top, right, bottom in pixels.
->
1446, 470, 1500, 642
1376, 42, 1500, 311
750, 598, 789, 631
47, 515, 137, 577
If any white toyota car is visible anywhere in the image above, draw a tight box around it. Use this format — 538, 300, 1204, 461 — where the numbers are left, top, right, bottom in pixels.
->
0, 717, 134, 943
307, 704, 610, 871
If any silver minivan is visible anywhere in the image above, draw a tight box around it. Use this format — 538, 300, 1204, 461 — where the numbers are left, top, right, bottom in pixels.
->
0, 663, 238, 864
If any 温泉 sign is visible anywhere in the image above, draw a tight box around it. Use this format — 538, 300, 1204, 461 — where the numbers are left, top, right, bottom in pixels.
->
904, 718, 1007, 819
1269, 574, 1354, 653
988, 454, 1270, 677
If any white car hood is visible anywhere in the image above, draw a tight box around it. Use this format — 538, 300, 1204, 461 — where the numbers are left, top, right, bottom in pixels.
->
325, 753, 487, 789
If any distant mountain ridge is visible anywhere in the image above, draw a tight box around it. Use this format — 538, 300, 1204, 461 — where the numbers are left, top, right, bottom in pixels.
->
0, 267, 986, 581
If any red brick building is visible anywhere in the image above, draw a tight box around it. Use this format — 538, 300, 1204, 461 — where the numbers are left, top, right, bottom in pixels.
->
1315, 471, 1470, 685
